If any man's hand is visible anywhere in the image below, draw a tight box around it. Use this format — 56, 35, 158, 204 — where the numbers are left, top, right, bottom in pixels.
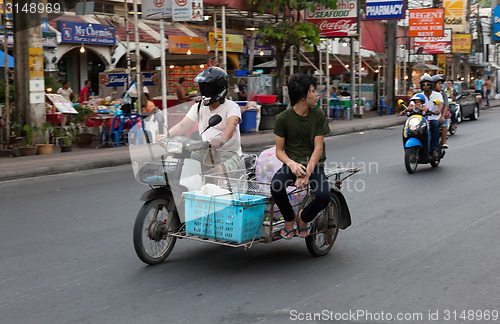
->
438, 116, 444, 123
295, 176, 309, 189
288, 161, 307, 177
155, 134, 167, 142
209, 137, 228, 149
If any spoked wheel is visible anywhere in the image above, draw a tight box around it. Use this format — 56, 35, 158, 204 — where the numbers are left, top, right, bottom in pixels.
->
133, 199, 180, 265
404, 147, 419, 174
301, 193, 341, 257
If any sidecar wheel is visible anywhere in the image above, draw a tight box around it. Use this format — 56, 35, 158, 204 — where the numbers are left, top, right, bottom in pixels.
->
133, 199, 180, 265
303, 194, 341, 257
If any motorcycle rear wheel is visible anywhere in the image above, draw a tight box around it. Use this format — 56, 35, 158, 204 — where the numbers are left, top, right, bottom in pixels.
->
404, 147, 419, 174
133, 199, 180, 265
302, 193, 341, 257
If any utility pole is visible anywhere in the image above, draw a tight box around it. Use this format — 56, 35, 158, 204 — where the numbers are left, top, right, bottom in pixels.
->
385, 20, 397, 110
13, 0, 45, 136
2, 0, 10, 148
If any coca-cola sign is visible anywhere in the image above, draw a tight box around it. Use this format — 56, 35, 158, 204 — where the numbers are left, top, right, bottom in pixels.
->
306, 0, 358, 38
414, 28, 451, 54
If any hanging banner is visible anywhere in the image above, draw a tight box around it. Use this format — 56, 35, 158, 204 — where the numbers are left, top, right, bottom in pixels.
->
143, 0, 173, 19
208, 33, 244, 53
173, 0, 192, 21
444, 0, 466, 32
493, 6, 500, 41
168, 35, 208, 54
409, 8, 445, 37
414, 28, 451, 54
305, 0, 358, 38
192, 0, 203, 21
452, 34, 472, 53
365, 0, 405, 20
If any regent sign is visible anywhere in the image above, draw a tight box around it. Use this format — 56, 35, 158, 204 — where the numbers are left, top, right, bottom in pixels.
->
408, 8, 445, 37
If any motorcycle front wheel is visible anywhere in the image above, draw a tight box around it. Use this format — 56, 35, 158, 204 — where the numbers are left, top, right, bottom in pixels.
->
133, 199, 180, 265
302, 193, 341, 257
404, 147, 419, 174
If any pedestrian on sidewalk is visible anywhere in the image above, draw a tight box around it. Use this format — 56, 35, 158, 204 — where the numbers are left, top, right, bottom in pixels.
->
484, 76, 492, 106
475, 75, 484, 103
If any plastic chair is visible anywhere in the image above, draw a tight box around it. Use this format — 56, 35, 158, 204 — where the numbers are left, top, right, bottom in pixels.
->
100, 114, 127, 147
127, 113, 151, 145
379, 97, 392, 116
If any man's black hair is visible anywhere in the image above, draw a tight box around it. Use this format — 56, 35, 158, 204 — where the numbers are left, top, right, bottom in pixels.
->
288, 73, 317, 106
179, 77, 186, 84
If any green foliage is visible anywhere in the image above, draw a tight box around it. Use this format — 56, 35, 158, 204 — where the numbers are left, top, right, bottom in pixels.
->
56, 127, 74, 147
41, 122, 54, 144
0, 79, 14, 103
71, 105, 94, 124
22, 124, 38, 147
248, 0, 338, 100
44, 75, 62, 94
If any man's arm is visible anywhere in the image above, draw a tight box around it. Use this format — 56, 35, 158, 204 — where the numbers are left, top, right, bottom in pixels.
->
275, 135, 307, 177
168, 116, 195, 137
211, 115, 240, 148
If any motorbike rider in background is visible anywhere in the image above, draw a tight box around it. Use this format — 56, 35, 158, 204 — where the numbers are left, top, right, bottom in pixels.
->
432, 75, 449, 149
399, 93, 426, 115
445, 80, 458, 131
420, 75, 444, 159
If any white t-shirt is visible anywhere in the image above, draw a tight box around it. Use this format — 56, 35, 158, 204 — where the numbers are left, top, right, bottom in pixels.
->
57, 87, 74, 102
423, 91, 443, 121
186, 100, 242, 155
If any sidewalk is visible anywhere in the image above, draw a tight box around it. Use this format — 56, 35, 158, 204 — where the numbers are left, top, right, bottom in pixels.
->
0, 102, 496, 182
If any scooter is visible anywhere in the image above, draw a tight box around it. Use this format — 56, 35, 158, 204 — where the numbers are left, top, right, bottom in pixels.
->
398, 99, 445, 174
446, 103, 459, 136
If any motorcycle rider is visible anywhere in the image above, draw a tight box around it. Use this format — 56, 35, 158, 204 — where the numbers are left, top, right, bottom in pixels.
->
444, 80, 458, 131
432, 74, 449, 149
420, 75, 443, 159
400, 93, 426, 115
157, 67, 243, 172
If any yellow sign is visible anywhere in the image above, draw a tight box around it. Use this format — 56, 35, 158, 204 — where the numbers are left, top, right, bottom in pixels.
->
444, 0, 466, 32
452, 34, 471, 53
208, 33, 244, 53
437, 54, 446, 75
29, 47, 44, 78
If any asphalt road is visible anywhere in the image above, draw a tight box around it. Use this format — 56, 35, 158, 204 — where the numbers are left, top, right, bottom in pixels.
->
1, 107, 499, 324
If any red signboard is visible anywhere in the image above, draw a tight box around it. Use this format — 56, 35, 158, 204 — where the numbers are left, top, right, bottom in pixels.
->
413, 29, 452, 54
305, 0, 358, 38
409, 8, 445, 37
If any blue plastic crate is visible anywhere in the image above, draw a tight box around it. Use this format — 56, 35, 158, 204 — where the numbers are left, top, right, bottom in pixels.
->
183, 192, 267, 243
240, 109, 257, 133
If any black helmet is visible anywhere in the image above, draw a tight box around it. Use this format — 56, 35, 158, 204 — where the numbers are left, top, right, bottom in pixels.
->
194, 67, 228, 106
420, 75, 433, 90
432, 74, 446, 87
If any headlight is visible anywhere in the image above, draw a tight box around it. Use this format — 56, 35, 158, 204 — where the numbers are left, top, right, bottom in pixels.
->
408, 116, 421, 130
166, 141, 183, 153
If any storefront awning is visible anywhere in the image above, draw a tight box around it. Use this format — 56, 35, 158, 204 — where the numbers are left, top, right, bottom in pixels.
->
413, 63, 441, 71
0, 50, 14, 68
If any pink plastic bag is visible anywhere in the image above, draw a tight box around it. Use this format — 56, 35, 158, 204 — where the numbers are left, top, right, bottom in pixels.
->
255, 146, 306, 220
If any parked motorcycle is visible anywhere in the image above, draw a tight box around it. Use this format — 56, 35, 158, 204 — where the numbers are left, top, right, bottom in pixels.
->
398, 99, 445, 174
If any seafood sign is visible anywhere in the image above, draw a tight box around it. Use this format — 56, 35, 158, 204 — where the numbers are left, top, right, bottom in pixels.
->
305, 0, 358, 37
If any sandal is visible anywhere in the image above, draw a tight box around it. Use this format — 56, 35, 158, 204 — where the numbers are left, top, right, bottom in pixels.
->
280, 224, 296, 240
296, 209, 312, 238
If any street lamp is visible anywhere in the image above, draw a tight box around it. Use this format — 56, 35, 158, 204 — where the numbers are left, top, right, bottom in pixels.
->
80, 43, 85, 53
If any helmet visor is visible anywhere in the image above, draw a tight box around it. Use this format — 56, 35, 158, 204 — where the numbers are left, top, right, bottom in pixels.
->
198, 82, 218, 98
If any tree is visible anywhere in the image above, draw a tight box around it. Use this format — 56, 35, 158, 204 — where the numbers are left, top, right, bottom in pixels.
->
249, 0, 338, 101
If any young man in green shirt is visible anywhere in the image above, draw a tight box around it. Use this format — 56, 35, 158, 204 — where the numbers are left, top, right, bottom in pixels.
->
271, 74, 331, 239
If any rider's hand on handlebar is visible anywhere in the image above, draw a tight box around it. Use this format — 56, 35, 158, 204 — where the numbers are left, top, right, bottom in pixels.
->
209, 137, 228, 149
288, 161, 307, 178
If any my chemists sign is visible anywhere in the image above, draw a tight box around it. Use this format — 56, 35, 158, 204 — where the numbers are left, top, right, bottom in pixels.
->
58, 21, 116, 46
365, 0, 405, 20
305, 0, 357, 37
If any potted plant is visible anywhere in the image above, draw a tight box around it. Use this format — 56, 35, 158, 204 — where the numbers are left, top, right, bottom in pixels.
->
72, 105, 95, 147
37, 122, 54, 154
19, 124, 38, 156
58, 128, 74, 152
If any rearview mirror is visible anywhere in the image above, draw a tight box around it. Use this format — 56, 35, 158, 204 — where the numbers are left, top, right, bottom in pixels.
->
433, 99, 440, 105
397, 99, 404, 106
200, 114, 222, 136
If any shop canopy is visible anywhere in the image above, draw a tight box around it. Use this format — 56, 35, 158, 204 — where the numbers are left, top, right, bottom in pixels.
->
413, 63, 441, 71
0, 50, 14, 68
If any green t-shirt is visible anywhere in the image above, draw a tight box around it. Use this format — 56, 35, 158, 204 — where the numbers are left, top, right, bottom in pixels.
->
274, 106, 331, 167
